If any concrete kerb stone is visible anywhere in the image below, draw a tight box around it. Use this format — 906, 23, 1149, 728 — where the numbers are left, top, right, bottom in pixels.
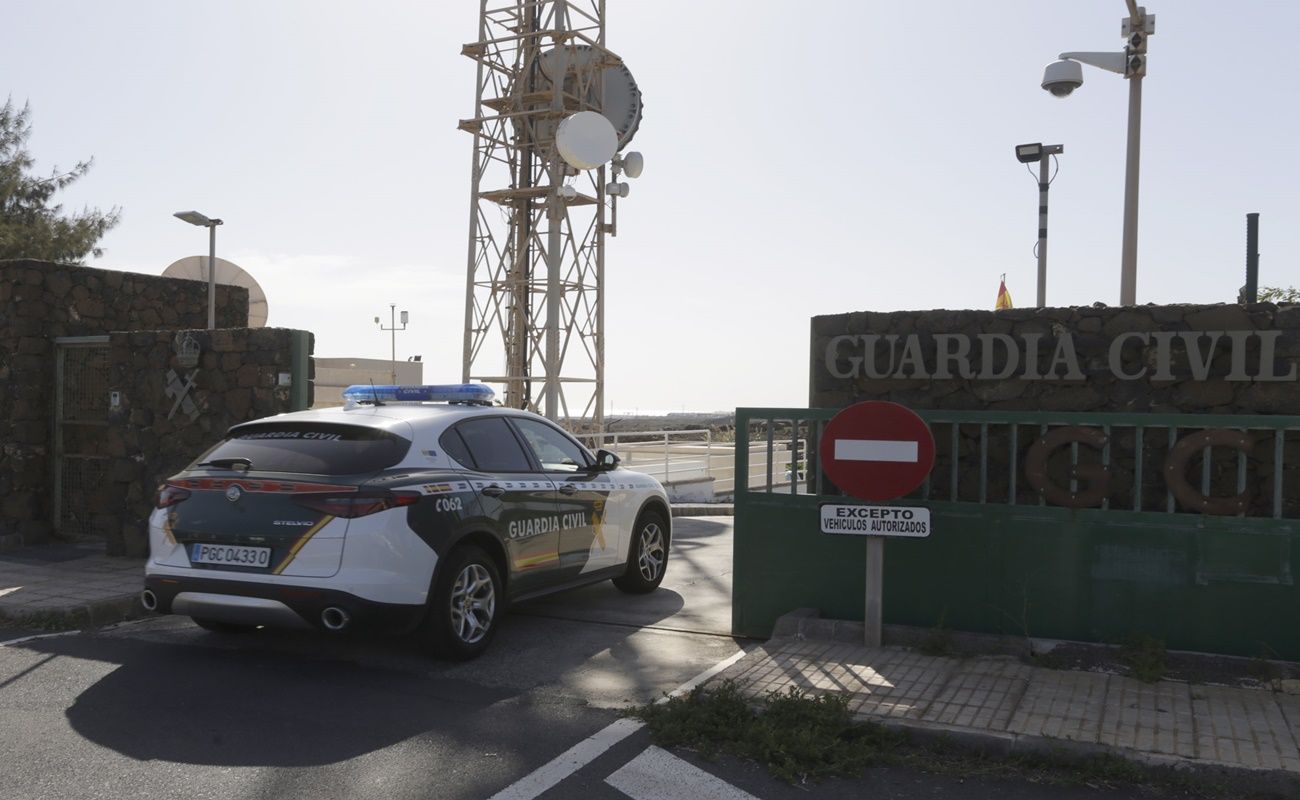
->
883, 716, 1299, 795
670, 504, 734, 517
0, 593, 145, 631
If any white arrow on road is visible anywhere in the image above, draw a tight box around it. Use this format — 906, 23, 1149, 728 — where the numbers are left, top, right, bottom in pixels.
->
834, 439, 919, 463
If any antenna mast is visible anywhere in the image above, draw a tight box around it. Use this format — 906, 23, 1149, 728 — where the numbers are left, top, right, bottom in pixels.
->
460, 0, 641, 431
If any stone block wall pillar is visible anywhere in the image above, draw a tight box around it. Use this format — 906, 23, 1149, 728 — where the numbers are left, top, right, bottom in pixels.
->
104, 328, 313, 556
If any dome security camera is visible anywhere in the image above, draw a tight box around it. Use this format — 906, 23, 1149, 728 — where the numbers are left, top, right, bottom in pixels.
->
1041, 59, 1084, 98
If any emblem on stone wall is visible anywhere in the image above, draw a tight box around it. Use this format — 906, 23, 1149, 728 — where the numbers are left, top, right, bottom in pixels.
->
174, 331, 201, 368
165, 332, 202, 421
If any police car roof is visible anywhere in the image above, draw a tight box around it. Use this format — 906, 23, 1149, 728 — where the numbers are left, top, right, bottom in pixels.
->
230, 402, 536, 437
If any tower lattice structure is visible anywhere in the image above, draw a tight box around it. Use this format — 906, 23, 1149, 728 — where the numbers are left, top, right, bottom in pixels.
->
460, 0, 622, 431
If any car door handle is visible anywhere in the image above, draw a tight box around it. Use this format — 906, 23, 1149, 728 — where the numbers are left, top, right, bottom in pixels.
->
481, 485, 505, 498
558, 484, 577, 495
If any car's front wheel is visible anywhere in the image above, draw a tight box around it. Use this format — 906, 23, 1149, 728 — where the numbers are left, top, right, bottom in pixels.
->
421, 545, 502, 660
612, 511, 669, 594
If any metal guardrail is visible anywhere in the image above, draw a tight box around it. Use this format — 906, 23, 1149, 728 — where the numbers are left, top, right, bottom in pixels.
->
576, 429, 804, 496
737, 408, 1300, 520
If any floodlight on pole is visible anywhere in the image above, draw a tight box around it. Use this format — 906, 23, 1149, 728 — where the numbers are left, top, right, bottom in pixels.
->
376, 304, 409, 384
1040, 2, 1154, 306
173, 210, 224, 329
1014, 142, 1064, 308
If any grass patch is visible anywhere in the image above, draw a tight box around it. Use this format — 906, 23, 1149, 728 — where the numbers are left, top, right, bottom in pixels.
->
634, 681, 904, 783
0, 609, 85, 632
1119, 633, 1167, 683
632, 680, 1281, 797
917, 609, 956, 658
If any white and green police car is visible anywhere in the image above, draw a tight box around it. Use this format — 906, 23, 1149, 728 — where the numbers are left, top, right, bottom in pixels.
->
142, 384, 671, 660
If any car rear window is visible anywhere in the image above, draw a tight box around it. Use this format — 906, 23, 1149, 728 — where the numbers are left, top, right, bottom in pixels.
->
194, 422, 411, 475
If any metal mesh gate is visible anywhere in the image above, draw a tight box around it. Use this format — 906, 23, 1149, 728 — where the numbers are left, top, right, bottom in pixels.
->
54, 337, 112, 538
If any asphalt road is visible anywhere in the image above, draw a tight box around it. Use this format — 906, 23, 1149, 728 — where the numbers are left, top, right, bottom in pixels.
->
0, 518, 742, 800
0, 518, 1174, 800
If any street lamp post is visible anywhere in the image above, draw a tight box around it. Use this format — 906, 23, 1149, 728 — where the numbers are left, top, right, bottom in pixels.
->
1040, 2, 1154, 306
1015, 143, 1065, 307
173, 210, 224, 328
375, 304, 409, 384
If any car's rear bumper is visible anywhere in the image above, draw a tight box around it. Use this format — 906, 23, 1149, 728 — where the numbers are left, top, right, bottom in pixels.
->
143, 574, 426, 634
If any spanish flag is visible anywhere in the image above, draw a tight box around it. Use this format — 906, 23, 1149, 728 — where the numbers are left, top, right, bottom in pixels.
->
995, 275, 1013, 310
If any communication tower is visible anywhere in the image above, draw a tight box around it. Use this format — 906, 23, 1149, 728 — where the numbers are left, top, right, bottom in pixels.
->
459, 0, 643, 430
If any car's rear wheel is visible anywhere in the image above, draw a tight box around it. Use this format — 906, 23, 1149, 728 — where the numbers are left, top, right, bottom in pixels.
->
190, 617, 256, 634
421, 545, 502, 660
612, 511, 669, 594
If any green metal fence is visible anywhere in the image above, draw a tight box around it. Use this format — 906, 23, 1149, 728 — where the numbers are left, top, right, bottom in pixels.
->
733, 407, 1300, 659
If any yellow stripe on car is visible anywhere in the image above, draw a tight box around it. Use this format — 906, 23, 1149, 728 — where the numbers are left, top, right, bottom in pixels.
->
272, 515, 335, 575
512, 552, 559, 570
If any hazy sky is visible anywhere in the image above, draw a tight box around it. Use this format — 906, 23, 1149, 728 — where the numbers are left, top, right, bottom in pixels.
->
5, 1, 1298, 412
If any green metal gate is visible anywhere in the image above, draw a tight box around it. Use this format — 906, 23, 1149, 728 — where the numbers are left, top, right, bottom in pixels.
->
733, 407, 1300, 659
53, 336, 113, 539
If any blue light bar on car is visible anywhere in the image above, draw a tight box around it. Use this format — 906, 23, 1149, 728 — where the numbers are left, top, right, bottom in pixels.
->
342, 384, 496, 407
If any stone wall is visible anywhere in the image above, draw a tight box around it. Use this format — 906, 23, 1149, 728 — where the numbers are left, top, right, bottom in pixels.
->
0, 260, 249, 546
812, 303, 1300, 414
105, 328, 314, 556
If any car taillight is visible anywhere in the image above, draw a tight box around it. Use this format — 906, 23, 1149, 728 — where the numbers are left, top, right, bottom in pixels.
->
294, 491, 420, 518
155, 483, 191, 509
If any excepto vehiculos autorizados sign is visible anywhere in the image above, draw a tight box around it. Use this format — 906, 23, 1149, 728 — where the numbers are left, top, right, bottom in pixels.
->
819, 504, 931, 538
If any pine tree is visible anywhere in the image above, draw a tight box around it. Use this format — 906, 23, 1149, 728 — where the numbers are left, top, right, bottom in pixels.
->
0, 98, 121, 263
1258, 286, 1300, 303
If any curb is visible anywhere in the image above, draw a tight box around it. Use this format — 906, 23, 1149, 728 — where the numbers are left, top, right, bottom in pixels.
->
671, 504, 734, 517
870, 715, 1299, 796
0, 594, 146, 632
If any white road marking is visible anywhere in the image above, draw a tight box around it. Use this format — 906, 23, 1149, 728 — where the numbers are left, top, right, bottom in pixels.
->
0, 630, 80, 648
660, 648, 747, 701
485, 648, 749, 800
606, 745, 760, 800
834, 439, 918, 463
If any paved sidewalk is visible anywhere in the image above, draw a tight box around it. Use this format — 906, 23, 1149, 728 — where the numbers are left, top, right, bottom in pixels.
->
0, 541, 143, 625
712, 636, 1300, 778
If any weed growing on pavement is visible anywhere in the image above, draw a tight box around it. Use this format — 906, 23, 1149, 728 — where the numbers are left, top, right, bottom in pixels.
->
0, 609, 85, 631
633, 680, 753, 758
633, 680, 1281, 797
1119, 633, 1168, 683
633, 680, 905, 782
917, 609, 956, 658
1249, 642, 1285, 686
1029, 647, 1072, 670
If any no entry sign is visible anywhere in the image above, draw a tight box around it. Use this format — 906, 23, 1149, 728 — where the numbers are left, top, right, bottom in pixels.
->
819, 401, 936, 501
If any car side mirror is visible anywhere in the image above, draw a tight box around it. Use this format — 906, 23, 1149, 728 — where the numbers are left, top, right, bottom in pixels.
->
595, 449, 620, 471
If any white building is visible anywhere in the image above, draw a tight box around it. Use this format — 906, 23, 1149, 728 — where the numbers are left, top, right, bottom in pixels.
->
312, 357, 424, 408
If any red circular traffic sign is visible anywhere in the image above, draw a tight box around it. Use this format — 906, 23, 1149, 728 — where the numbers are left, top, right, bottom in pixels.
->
819, 401, 936, 501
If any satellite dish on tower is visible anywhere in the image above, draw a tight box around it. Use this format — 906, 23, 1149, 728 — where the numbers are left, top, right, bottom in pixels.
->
538, 45, 643, 149
163, 256, 269, 328
556, 111, 619, 171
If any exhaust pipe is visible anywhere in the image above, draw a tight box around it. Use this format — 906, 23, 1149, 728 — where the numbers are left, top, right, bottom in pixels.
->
140, 589, 158, 612
321, 606, 351, 632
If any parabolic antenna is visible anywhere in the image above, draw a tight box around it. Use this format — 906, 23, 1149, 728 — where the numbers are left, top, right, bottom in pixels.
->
163, 256, 269, 328
556, 111, 618, 170
538, 45, 643, 149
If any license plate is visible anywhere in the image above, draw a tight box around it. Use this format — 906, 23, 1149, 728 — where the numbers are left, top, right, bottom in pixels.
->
190, 543, 272, 568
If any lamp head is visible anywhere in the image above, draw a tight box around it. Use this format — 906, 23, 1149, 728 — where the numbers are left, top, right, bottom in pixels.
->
1041, 59, 1084, 98
174, 210, 221, 227
1015, 143, 1042, 164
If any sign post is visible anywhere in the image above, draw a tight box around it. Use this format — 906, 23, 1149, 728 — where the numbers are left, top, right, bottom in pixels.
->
819, 401, 936, 647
